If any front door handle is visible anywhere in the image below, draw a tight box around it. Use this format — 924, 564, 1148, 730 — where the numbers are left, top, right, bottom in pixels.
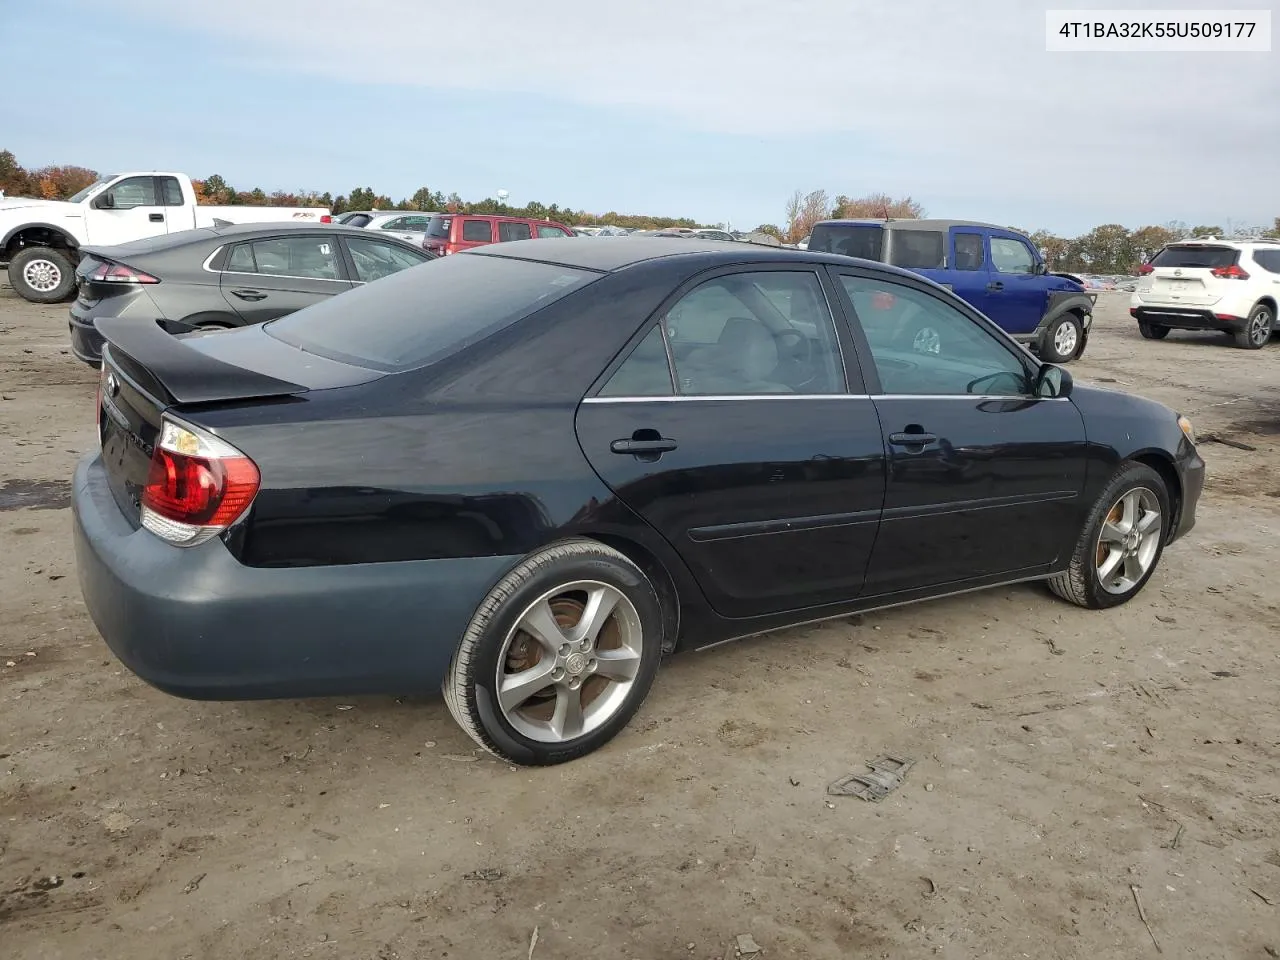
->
611, 437, 677, 455
148, 213, 165, 222
986, 281, 1004, 292
231, 289, 268, 301
888, 431, 937, 446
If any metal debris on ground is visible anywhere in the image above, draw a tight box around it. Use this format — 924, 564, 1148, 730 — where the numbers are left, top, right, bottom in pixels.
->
182, 873, 206, 894
1199, 433, 1257, 451
1166, 824, 1183, 849
735, 933, 762, 956
828, 755, 915, 802
1130, 884, 1161, 953
463, 868, 504, 882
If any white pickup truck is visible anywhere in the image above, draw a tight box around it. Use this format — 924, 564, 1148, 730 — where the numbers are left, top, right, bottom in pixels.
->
0, 171, 332, 303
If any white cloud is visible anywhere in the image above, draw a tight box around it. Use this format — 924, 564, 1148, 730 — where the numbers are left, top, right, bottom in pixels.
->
114, 0, 1280, 224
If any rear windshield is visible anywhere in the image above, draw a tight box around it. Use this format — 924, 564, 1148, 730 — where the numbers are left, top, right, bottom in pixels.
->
264, 252, 598, 372
1151, 245, 1238, 269
425, 215, 452, 239
887, 230, 946, 269
807, 224, 884, 261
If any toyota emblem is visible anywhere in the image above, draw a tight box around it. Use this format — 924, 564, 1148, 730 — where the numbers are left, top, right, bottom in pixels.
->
105, 372, 119, 397
1173, 269, 1182, 277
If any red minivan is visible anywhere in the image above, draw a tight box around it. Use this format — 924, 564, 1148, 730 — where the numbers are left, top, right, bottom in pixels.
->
422, 214, 575, 256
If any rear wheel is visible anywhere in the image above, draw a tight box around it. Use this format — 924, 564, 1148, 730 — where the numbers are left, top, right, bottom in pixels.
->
1040, 313, 1083, 363
444, 539, 664, 765
1234, 304, 1274, 349
1138, 322, 1169, 340
8, 247, 77, 303
1048, 462, 1170, 609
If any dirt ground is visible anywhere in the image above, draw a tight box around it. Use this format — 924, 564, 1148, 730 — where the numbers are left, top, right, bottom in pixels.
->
1, 283, 1278, 960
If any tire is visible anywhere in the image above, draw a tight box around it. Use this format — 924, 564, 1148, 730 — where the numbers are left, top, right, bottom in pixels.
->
1138, 322, 1169, 340
1234, 303, 1274, 350
443, 538, 665, 765
7, 247, 77, 303
1048, 462, 1171, 610
1039, 312, 1083, 364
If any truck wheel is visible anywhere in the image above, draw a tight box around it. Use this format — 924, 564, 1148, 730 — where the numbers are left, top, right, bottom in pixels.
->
1138, 322, 1169, 340
7, 247, 77, 303
1040, 313, 1083, 364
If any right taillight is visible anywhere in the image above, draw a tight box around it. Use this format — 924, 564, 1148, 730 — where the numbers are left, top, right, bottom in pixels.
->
1210, 263, 1249, 280
140, 418, 260, 547
1137, 263, 1154, 275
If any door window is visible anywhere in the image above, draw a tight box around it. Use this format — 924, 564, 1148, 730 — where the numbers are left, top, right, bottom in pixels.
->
990, 237, 1036, 274
226, 236, 342, 280
1253, 250, 1280, 274
839, 275, 1031, 396
159, 177, 184, 206
346, 237, 429, 282
462, 219, 493, 242
953, 233, 985, 270
887, 230, 945, 269
537, 224, 571, 238
602, 271, 844, 397
103, 176, 158, 209
498, 221, 533, 242
598, 326, 674, 396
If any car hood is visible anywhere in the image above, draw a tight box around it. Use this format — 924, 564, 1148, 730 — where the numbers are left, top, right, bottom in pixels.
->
1071, 380, 1175, 421
0, 197, 80, 216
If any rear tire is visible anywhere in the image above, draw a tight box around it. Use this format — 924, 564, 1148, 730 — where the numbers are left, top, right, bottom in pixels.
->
444, 538, 665, 765
7, 247, 77, 303
1138, 322, 1169, 340
1048, 462, 1170, 610
1040, 313, 1083, 363
1234, 304, 1273, 349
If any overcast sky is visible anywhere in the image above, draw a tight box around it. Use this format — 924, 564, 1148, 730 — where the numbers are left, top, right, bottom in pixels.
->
2, 0, 1276, 234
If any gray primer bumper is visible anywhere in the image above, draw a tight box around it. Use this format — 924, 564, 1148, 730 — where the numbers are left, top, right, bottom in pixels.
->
72, 453, 517, 700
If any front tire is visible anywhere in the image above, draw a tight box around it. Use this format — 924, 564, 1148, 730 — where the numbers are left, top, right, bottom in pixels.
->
1048, 462, 1171, 610
8, 247, 77, 303
1234, 303, 1274, 350
444, 538, 665, 765
1138, 322, 1169, 340
1040, 313, 1083, 363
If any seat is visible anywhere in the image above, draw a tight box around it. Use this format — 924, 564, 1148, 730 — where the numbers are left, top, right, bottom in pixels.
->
680, 317, 786, 394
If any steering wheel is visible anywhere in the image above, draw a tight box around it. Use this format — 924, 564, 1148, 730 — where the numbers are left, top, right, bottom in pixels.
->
772, 329, 817, 388
965, 370, 1024, 395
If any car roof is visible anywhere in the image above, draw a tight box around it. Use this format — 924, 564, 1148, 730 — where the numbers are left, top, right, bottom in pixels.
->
816, 218, 1013, 232
204, 221, 371, 238
465, 235, 928, 277
81, 222, 413, 259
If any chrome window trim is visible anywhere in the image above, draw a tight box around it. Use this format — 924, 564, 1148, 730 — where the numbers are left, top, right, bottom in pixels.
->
582, 393, 1067, 403
200, 243, 348, 283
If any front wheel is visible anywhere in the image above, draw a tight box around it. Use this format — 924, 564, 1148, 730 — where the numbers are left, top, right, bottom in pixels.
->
7, 247, 77, 303
1138, 322, 1169, 340
1040, 313, 1083, 364
1048, 462, 1170, 609
444, 539, 665, 765
1234, 304, 1274, 350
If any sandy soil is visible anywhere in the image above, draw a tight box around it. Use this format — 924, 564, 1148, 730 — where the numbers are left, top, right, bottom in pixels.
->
1, 285, 1278, 960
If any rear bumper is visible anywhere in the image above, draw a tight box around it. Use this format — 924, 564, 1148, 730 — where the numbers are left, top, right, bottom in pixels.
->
72, 453, 516, 700
68, 312, 105, 367
1132, 306, 1246, 332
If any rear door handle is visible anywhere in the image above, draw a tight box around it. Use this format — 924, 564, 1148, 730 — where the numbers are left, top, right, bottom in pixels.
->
148, 213, 164, 222
986, 281, 1004, 292
888, 431, 937, 446
611, 438, 677, 455
231, 289, 268, 301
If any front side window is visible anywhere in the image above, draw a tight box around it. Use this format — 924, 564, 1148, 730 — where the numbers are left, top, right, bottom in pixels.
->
346, 236, 429, 282
537, 225, 571, 238
990, 237, 1036, 275
462, 219, 492, 242
953, 233, 985, 270
229, 236, 341, 280
840, 275, 1030, 396
604, 271, 845, 396
498, 221, 533, 242
103, 176, 158, 209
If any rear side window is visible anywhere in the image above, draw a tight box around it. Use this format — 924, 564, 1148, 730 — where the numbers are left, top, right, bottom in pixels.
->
159, 177, 184, 206
808, 224, 884, 261
498, 221, 533, 242
227, 236, 341, 280
1151, 245, 1238, 269
1252, 249, 1280, 273
462, 219, 493, 242
537, 225, 571, 238
954, 233, 985, 270
888, 230, 945, 269
265, 253, 598, 372
425, 216, 452, 239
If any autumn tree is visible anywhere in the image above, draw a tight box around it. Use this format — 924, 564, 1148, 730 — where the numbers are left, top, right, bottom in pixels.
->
28, 165, 98, 200
832, 193, 925, 219
784, 189, 832, 244
0, 149, 30, 196
1189, 224, 1223, 237
754, 224, 783, 240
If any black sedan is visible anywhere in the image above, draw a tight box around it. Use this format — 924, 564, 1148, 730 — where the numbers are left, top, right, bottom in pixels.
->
67, 223, 434, 366
72, 238, 1205, 765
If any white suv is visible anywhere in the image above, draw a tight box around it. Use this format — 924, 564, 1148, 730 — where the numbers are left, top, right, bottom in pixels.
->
1130, 237, 1280, 349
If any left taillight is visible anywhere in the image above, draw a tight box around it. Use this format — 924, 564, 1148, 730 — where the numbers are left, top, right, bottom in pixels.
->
140, 417, 260, 547
88, 261, 160, 284
320, 214, 333, 223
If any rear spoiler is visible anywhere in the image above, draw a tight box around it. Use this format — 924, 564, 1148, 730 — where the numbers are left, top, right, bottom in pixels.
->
96, 317, 307, 406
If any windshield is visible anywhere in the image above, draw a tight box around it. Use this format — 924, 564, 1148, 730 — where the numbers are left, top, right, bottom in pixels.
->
265, 252, 598, 372
67, 177, 115, 203
807, 224, 885, 260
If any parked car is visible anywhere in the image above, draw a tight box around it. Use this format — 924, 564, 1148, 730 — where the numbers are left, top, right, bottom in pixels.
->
422, 214, 574, 255
690, 229, 736, 242
68, 223, 434, 367
333, 211, 438, 245
74, 237, 1203, 765
1, 171, 331, 303
808, 219, 1097, 363
1130, 237, 1279, 349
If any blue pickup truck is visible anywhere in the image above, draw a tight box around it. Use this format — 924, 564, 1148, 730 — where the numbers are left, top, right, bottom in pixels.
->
807, 219, 1097, 363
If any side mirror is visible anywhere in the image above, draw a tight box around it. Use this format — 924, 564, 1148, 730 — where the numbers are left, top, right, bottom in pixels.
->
93, 193, 115, 210
1035, 363, 1072, 399
1033, 261, 1048, 275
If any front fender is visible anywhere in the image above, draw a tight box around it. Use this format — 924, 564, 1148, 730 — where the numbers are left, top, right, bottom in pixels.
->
1039, 290, 1098, 333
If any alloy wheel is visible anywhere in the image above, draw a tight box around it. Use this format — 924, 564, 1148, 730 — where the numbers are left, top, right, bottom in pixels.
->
1094, 487, 1162, 595
1248, 308, 1272, 346
22, 258, 62, 293
1054, 321, 1079, 357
